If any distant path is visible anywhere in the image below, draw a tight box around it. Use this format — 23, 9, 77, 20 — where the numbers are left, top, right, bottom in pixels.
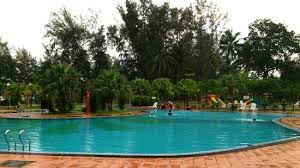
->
0, 111, 145, 119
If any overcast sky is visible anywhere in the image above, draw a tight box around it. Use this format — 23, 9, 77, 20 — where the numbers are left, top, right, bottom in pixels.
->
0, 0, 299, 59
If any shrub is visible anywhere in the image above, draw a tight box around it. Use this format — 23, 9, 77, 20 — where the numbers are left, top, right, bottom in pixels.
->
131, 96, 155, 106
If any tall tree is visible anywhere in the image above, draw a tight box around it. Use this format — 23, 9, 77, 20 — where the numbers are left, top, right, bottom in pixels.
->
15, 48, 38, 84
45, 8, 91, 80
238, 19, 300, 78
193, 0, 228, 80
108, 0, 227, 81
89, 26, 111, 78
219, 30, 241, 75
0, 39, 16, 83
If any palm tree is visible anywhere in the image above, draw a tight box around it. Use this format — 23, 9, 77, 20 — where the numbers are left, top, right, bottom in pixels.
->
152, 78, 174, 102
92, 69, 130, 111
38, 64, 80, 113
131, 78, 151, 96
220, 30, 241, 74
151, 49, 176, 78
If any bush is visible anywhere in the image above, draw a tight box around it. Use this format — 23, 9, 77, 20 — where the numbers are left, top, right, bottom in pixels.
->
131, 96, 155, 106
90, 93, 106, 112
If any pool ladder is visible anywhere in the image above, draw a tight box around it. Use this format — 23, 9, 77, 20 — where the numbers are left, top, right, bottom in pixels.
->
4, 130, 31, 151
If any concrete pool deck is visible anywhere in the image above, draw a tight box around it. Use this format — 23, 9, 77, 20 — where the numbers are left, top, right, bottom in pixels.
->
0, 139, 300, 168
0, 111, 145, 119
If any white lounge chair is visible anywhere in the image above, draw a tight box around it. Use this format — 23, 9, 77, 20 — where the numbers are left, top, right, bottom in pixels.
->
152, 102, 158, 109
294, 101, 300, 109
250, 103, 257, 111
239, 103, 246, 111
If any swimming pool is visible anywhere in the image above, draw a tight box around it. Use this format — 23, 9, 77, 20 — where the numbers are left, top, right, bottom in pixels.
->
0, 110, 299, 156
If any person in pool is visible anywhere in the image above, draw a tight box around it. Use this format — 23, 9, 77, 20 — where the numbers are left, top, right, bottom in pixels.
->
168, 110, 172, 116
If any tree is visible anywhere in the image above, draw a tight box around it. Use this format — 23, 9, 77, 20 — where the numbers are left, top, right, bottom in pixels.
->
4, 83, 25, 107
91, 69, 130, 111
23, 84, 41, 107
45, 8, 91, 80
0, 82, 5, 96
193, 0, 228, 80
280, 60, 300, 82
219, 74, 247, 110
219, 30, 241, 75
108, 0, 227, 81
0, 39, 16, 83
152, 78, 174, 101
131, 78, 152, 96
238, 19, 300, 78
15, 48, 38, 84
89, 26, 111, 78
175, 79, 198, 107
38, 64, 80, 113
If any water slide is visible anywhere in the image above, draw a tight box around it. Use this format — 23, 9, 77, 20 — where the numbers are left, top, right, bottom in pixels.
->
209, 96, 226, 108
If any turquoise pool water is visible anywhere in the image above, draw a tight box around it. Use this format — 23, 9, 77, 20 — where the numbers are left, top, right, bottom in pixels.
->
0, 110, 299, 155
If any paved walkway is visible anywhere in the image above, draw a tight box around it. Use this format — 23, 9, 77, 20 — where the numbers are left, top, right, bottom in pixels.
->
0, 140, 300, 168
281, 118, 300, 129
0, 111, 144, 119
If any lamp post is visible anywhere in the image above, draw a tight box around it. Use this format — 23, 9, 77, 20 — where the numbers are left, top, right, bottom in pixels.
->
86, 91, 91, 117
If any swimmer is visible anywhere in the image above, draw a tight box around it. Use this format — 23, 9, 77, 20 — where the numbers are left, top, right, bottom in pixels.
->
168, 110, 172, 116
253, 118, 256, 121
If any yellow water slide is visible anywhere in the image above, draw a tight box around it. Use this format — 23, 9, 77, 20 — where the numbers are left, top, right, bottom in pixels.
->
209, 96, 226, 108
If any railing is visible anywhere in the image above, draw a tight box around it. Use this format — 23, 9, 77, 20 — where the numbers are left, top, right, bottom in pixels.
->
18, 130, 31, 151
4, 130, 16, 151
4, 130, 31, 151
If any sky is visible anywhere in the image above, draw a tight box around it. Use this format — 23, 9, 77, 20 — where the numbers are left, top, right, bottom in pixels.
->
0, 0, 299, 59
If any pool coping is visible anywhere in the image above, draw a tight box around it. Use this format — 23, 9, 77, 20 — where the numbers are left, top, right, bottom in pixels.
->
0, 111, 149, 120
0, 113, 300, 157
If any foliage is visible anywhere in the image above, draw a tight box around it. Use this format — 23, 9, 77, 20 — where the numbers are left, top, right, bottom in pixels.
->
152, 78, 174, 101
131, 78, 152, 96
89, 26, 111, 78
280, 61, 300, 82
219, 30, 241, 75
0, 39, 16, 83
131, 96, 155, 106
23, 84, 42, 106
218, 74, 247, 109
107, 0, 227, 81
15, 48, 38, 84
238, 19, 300, 78
91, 69, 130, 111
4, 83, 25, 107
45, 8, 111, 82
0, 82, 5, 96
175, 79, 198, 107
38, 64, 80, 113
